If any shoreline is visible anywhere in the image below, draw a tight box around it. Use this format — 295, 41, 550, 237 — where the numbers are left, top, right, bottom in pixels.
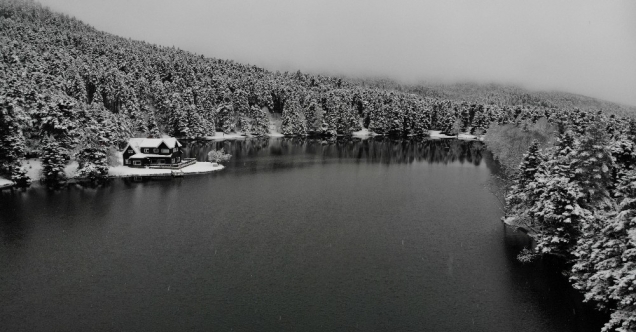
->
108, 162, 224, 178
1, 162, 224, 190
2, 134, 481, 190
0, 177, 13, 189
193, 130, 484, 141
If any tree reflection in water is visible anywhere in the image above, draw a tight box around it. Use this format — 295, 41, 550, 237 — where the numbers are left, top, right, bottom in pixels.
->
183, 137, 485, 166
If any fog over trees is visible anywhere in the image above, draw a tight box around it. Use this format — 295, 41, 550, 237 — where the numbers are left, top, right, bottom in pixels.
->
37, 0, 636, 107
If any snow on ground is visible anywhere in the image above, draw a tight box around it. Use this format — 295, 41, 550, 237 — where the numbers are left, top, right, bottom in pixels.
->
204, 132, 247, 140
179, 162, 225, 174
351, 128, 481, 140
457, 133, 484, 141
108, 162, 224, 177
20, 159, 79, 180
3, 158, 223, 184
267, 130, 284, 137
352, 128, 374, 137
0, 176, 13, 188
428, 130, 482, 141
353, 119, 373, 137
428, 130, 456, 139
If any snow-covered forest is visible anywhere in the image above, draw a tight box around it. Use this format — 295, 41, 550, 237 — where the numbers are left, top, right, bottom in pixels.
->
2, 1, 636, 329
501, 124, 636, 331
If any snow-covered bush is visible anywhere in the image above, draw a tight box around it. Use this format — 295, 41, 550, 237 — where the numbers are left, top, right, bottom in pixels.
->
207, 148, 232, 164
75, 147, 109, 181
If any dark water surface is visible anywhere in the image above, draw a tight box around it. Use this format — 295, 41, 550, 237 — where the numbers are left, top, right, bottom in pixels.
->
1, 138, 606, 331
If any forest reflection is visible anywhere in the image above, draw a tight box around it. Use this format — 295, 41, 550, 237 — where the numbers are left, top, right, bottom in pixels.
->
183, 137, 485, 166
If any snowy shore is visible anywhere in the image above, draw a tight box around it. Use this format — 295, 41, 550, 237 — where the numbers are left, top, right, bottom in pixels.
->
108, 162, 224, 177
0, 160, 224, 189
204, 132, 247, 140
351, 129, 483, 140
196, 129, 483, 140
0, 177, 12, 189
201, 131, 288, 140
428, 130, 483, 141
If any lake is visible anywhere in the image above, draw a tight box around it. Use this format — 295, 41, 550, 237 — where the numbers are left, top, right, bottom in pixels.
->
0, 138, 606, 331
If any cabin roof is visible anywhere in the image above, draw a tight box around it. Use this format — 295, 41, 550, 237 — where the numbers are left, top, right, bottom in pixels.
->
140, 138, 182, 148
126, 138, 182, 152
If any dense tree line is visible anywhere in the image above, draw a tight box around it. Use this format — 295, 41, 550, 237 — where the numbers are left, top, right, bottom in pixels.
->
502, 118, 636, 331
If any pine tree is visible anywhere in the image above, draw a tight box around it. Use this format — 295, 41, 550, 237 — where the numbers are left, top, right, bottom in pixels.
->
75, 147, 109, 181
281, 99, 306, 136
573, 124, 613, 205
249, 105, 269, 136
216, 104, 236, 134
41, 136, 68, 183
505, 140, 545, 234
147, 112, 161, 138
10, 162, 31, 186
571, 168, 636, 332
0, 97, 31, 186
528, 174, 585, 256
238, 116, 251, 134
505, 135, 586, 258
519, 140, 542, 187
303, 100, 322, 134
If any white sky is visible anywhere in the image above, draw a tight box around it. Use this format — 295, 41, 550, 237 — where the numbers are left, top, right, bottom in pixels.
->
38, 0, 636, 106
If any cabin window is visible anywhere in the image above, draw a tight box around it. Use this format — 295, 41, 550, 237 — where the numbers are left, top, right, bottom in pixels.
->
178, 157, 181, 162
161, 149, 169, 154
153, 148, 159, 153
126, 160, 131, 165
143, 148, 149, 153
158, 159, 165, 164
171, 158, 175, 163
151, 159, 157, 164
127, 149, 133, 154
133, 160, 141, 165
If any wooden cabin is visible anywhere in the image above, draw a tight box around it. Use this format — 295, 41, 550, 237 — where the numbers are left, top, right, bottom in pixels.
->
122, 138, 184, 167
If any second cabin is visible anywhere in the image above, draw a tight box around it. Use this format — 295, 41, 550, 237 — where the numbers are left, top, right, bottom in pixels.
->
123, 138, 184, 167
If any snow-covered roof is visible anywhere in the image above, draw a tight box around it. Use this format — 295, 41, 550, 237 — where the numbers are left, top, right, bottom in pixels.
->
129, 153, 172, 159
140, 138, 182, 148
125, 138, 145, 154
126, 137, 182, 152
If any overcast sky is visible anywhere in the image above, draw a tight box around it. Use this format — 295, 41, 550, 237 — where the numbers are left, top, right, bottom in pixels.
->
38, 0, 636, 106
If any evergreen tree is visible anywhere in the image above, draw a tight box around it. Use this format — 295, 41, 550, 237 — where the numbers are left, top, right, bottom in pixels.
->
571, 169, 636, 332
505, 135, 585, 258
10, 162, 31, 186
216, 104, 236, 134
505, 140, 546, 234
519, 140, 542, 187
281, 99, 306, 135
75, 147, 109, 181
40, 136, 68, 183
573, 124, 614, 206
528, 174, 585, 256
303, 99, 322, 134
147, 112, 161, 138
0, 97, 29, 184
249, 105, 269, 136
